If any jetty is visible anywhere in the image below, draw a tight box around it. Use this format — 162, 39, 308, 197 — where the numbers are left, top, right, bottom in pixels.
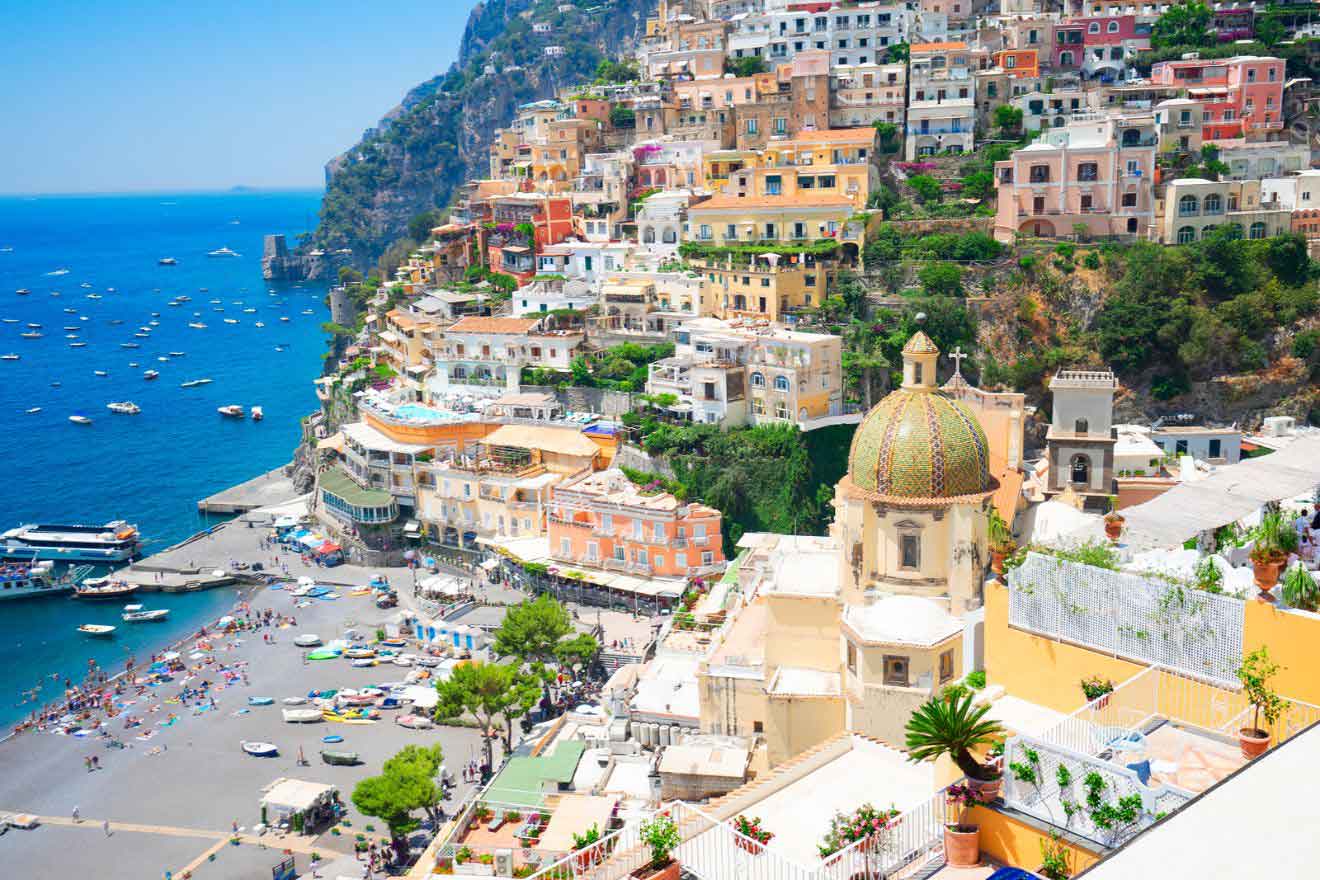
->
196, 466, 298, 514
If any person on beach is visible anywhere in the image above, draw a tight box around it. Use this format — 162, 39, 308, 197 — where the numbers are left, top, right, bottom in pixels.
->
72, 806, 80, 823
104, 818, 112, 836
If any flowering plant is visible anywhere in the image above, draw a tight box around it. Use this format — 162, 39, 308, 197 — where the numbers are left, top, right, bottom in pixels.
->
733, 814, 773, 844
817, 803, 901, 857
945, 784, 982, 831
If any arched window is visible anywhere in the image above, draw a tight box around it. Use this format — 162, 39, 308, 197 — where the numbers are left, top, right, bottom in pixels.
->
1203, 193, 1223, 215
773, 375, 790, 391
750, 372, 765, 387
643, 227, 656, 244
1177, 226, 1196, 244
1249, 221, 1267, 239
451, 366, 467, 380
1122, 129, 1141, 147
1225, 223, 1244, 239
1071, 454, 1091, 485
733, 294, 747, 310
1178, 194, 1199, 217
1074, 418, 1088, 435
1201, 225, 1219, 240
1060, 51, 1074, 66
662, 227, 677, 244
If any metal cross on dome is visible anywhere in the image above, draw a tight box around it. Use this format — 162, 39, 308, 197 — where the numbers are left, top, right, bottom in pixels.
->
948, 346, 967, 376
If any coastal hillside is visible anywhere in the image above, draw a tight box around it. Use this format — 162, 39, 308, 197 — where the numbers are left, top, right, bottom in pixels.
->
301, 0, 651, 274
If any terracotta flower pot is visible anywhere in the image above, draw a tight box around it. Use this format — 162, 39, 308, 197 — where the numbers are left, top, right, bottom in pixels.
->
990, 549, 1007, 576
631, 861, 681, 880
1252, 558, 1283, 601
734, 836, 765, 855
944, 826, 980, 868
1104, 517, 1124, 542
1238, 727, 1271, 760
967, 776, 1001, 802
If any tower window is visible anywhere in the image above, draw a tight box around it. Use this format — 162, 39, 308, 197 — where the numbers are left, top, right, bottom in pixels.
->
900, 534, 921, 570
884, 655, 910, 687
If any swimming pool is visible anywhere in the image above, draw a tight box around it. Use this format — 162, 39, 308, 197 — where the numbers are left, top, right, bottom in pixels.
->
392, 403, 469, 424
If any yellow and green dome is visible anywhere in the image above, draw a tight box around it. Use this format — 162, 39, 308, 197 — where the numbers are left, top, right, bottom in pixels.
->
847, 388, 992, 502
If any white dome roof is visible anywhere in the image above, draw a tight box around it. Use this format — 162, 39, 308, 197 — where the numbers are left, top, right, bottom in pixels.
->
844, 595, 962, 647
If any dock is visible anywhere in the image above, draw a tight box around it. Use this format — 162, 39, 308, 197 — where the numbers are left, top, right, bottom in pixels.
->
196, 465, 298, 514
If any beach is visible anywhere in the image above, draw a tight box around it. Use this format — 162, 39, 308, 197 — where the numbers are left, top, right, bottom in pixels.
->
0, 574, 485, 880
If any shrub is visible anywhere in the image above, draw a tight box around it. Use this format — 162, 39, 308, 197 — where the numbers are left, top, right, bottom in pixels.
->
965, 670, 987, 689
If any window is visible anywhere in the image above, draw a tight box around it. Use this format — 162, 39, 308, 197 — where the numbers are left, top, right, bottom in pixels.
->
1107, 21, 1119, 32
1175, 439, 1188, 455
1209, 438, 1222, 458
1178, 194, 1199, 217
699, 224, 712, 240
939, 650, 955, 684
1203, 193, 1222, 215
1250, 221, 1267, 239
751, 371, 765, 387
1075, 418, 1089, 434
900, 534, 921, 570
884, 655, 910, 687
773, 117, 788, 135
560, 537, 572, 557
765, 174, 782, 195
602, 513, 612, 532
753, 720, 764, 733
746, 118, 758, 135
1078, 162, 1098, 182
764, 223, 777, 238
1088, 22, 1100, 33
1247, 68, 1256, 83
1029, 165, 1050, 183
773, 375, 790, 391
1122, 192, 1137, 208
846, 641, 858, 675
726, 224, 738, 241
1080, 194, 1093, 211
701, 550, 714, 565
1177, 225, 1196, 244
1070, 454, 1091, 484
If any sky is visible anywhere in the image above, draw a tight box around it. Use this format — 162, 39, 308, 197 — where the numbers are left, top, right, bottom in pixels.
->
0, 0, 478, 194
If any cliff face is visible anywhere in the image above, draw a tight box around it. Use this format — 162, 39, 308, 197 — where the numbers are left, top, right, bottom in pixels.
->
299, 0, 651, 275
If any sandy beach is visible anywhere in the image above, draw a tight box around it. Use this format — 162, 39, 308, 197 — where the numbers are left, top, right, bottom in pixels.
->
0, 578, 484, 880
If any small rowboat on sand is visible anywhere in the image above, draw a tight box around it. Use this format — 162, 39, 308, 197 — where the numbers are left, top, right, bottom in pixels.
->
282, 708, 324, 724
248, 696, 275, 706
396, 714, 434, 731
241, 741, 278, 757
320, 749, 360, 766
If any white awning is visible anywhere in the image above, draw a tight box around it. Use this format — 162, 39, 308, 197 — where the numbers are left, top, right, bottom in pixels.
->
1065, 436, 1320, 551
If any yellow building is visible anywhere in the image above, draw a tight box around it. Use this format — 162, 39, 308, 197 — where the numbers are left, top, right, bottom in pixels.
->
758, 128, 880, 208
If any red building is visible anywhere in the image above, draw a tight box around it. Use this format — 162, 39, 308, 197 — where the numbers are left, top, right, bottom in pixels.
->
1150, 55, 1285, 141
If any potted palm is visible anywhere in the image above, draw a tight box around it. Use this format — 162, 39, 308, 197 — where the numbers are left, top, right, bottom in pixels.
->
731, 815, 773, 855
987, 509, 1016, 577
943, 784, 982, 867
1281, 562, 1320, 611
633, 815, 681, 880
1250, 510, 1297, 600
1236, 646, 1287, 759
1103, 496, 1125, 542
905, 693, 1006, 800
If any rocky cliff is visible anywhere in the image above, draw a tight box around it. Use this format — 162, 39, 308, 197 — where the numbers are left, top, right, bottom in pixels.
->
292, 0, 651, 277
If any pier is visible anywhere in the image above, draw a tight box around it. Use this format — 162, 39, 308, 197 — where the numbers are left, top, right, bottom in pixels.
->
195, 466, 298, 514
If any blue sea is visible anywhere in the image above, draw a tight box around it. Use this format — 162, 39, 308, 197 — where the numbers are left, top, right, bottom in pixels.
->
0, 191, 330, 726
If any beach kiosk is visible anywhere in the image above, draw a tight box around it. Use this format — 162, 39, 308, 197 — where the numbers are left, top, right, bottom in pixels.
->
260, 778, 340, 833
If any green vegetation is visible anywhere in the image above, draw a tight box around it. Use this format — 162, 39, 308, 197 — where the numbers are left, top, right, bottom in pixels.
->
435, 663, 541, 770
1151, 0, 1215, 49
678, 238, 840, 261
905, 692, 1005, 780
493, 595, 598, 669
727, 55, 768, 77
863, 224, 1003, 264
351, 744, 447, 842
609, 103, 636, 128
594, 58, 640, 83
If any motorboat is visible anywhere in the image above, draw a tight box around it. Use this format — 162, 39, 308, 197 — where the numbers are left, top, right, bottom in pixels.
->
77, 624, 116, 637
168, 351, 184, 357
25, 407, 39, 413
282, 708, 323, 723
0, 560, 73, 601
281, 696, 307, 706
122, 605, 169, 622
251, 406, 263, 421
293, 634, 322, 648
19, 331, 41, 339
217, 405, 244, 418
279, 316, 290, 322
68, 415, 92, 425
69, 342, 87, 348
301, 309, 314, 315
129, 362, 139, 367
207, 247, 240, 257
320, 750, 359, 766
15, 289, 30, 296
187, 322, 206, 329
25, 323, 40, 329
1, 319, 16, 323
120, 343, 140, 349
94, 370, 107, 377
157, 258, 178, 266
247, 696, 275, 706
223, 318, 239, 325
2, 523, 140, 563
180, 378, 212, 388
254, 321, 265, 327
241, 741, 278, 757
344, 648, 376, 659
1, 355, 18, 362
107, 402, 140, 415
396, 714, 434, 731
143, 370, 159, 380
350, 658, 376, 668
74, 578, 138, 599
392, 655, 415, 668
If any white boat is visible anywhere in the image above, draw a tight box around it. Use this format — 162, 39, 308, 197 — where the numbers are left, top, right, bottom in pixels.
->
46, 268, 70, 276
293, 634, 321, 647
94, 370, 107, 377
243, 308, 256, 314
122, 605, 169, 622
217, 405, 244, 418
188, 322, 206, 329
77, 624, 115, 637
168, 351, 184, 357
282, 708, 323, 724
1, 319, 16, 323
19, 332, 41, 339
143, 370, 159, 380
301, 310, 314, 315
251, 406, 264, 421
1, 355, 19, 362
80, 282, 92, 289
25, 407, 39, 413
396, 714, 434, 731
180, 378, 212, 388
0, 561, 72, 601
241, 741, 278, 757
107, 401, 140, 415
254, 321, 265, 327
281, 696, 307, 706
279, 316, 290, 322
69, 342, 87, 348
15, 289, 30, 296
129, 362, 139, 367
223, 318, 239, 325
157, 258, 177, 266
120, 343, 140, 349
207, 247, 240, 258
87, 294, 101, 300
68, 415, 92, 425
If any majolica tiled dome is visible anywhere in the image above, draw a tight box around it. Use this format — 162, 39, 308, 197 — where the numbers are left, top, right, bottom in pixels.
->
847, 333, 992, 502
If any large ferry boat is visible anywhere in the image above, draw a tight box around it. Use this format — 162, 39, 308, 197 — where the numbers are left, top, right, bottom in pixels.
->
0, 521, 142, 563
0, 560, 73, 601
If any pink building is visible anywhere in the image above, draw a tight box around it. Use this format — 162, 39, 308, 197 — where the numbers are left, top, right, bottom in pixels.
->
1053, 16, 1149, 80
1149, 55, 1285, 141
993, 114, 1156, 242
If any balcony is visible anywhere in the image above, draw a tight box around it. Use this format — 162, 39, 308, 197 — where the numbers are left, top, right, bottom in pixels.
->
907, 126, 968, 136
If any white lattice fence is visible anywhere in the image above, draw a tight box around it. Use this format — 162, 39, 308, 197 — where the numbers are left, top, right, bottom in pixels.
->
1007, 553, 1245, 684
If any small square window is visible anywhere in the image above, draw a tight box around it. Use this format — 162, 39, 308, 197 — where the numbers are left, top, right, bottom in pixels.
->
939, 651, 955, 683
753, 720, 764, 733
884, 655, 910, 687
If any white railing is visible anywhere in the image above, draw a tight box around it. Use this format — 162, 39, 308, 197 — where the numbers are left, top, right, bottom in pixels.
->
1007, 552, 1245, 685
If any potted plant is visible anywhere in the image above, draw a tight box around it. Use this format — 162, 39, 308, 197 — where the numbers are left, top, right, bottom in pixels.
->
1281, 562, 1319, 612
1080, 676, 1114, 709
943, 784, 982, 867
571, 824, 603, 871
1249, 511, 1297, 600
1103, 496, 1125, 542
905, 693, 1006, 801
987, 509, 1016, 577
1236, 646, 1287, 759
816, 804, 901, 858
1038, 832, 1071, 879
731, 815, 773, 855
634, 815, 681, 880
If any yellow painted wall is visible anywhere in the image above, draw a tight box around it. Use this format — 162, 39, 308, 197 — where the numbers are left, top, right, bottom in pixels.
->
766, 695, 846, 766
984, 580, 1146, 714
1243, 600, 1320, 707
970, 805, 1103, 876
764, 594, 840, 671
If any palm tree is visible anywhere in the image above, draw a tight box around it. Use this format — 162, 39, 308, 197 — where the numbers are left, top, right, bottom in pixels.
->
905, 693, 1004, 780
843, 321, 889, 409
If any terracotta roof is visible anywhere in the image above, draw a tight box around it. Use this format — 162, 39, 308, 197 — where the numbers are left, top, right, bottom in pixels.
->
781, 127, 878, 146
445, 316, 540, 334
690, 192, 855, 211
911, 41, 968, 52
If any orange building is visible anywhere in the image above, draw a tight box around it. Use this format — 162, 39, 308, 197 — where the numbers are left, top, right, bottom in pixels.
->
993, 49, 1039, 79
547, 470, 725, 580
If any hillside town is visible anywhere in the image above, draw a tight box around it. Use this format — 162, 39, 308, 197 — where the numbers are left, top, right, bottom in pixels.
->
279, 1, 1320, 877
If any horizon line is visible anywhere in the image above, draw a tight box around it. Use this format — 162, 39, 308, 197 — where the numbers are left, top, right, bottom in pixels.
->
0, 186, 326, 198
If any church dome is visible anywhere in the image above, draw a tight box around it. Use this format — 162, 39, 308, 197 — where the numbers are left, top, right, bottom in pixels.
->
845, 333, 993, 503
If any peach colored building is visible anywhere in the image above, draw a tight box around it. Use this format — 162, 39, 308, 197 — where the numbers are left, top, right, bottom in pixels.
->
993, 113, 1156, 241
547, 470, 725, 580
1149, 55, 1286, 142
